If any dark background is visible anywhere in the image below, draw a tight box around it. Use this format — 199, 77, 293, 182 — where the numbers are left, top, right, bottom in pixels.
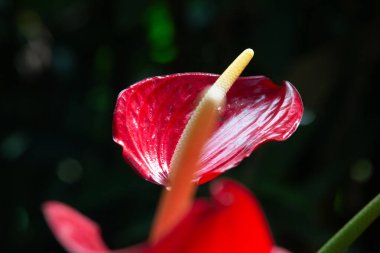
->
2, 0, 380, 252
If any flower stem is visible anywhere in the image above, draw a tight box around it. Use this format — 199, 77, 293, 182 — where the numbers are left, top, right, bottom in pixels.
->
317, 193, 380, 253
149, 49, 254, 243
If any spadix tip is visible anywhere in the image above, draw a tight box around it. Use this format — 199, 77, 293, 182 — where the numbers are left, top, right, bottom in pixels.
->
244, 48, 254, 58
212, 48, 254, 94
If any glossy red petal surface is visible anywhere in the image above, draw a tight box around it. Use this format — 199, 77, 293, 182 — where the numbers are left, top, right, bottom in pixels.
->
149, 179, 274, 253
113, 73, 303, 185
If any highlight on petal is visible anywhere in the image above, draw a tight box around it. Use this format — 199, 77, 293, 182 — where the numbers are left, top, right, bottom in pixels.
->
150, 179, 274, 253
113, 73, 303, 185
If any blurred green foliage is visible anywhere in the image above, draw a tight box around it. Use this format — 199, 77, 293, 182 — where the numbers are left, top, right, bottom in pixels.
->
1, 0, 379, 252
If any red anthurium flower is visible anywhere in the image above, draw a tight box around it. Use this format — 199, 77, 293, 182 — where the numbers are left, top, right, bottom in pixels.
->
43, 179, 289, 253
113, 73, 303, 185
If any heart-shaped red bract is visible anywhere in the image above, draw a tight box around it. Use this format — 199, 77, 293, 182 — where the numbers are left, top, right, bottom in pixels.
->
113, 73, 303, 185
43, 180, 287, 253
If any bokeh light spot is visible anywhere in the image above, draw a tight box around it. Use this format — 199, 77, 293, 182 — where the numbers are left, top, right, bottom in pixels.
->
145, 2, 177, 63
350, 158, 373, 183
1, 132, 29, 160
56, 158, 83, 183
185, 0, 216, 29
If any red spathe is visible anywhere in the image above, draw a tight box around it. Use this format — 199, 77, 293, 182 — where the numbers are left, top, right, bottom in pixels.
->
113, 73, 303, 185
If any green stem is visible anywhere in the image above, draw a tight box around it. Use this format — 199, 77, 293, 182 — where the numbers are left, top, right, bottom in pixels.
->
317, 193, 380, 253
